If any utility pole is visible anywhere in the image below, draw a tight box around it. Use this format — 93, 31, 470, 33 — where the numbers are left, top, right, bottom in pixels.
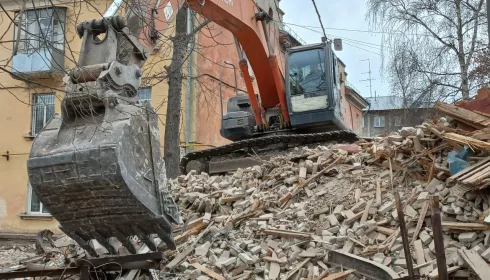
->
360, 59, 375, 98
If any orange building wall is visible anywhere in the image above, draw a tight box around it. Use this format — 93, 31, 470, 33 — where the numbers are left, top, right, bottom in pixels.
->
193, 12, 285, 148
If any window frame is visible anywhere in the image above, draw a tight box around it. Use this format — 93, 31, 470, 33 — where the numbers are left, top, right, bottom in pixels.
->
26, 183, 50, 215
137, 87, 152, 102
31, 93, 55, 136
13, 7, 66, 53
374, 116, 385, 128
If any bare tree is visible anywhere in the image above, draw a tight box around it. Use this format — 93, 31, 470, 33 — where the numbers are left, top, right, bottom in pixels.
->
164, 8, 211, 179
367, 0, 488, 100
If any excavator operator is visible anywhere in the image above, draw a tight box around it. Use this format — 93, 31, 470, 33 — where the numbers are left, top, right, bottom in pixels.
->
300, 63, 324, 93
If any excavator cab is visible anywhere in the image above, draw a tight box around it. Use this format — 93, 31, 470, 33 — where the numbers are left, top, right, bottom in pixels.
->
285, 42, 347, 131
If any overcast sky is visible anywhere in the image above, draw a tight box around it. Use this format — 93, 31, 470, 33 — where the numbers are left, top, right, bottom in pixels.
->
281, 0, 390, 99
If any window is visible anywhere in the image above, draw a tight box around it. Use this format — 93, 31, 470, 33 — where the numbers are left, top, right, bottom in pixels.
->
32, 94, 55, 135
362, 115, 365, 128
288, 48, 326, 96
14, 8, 66, 53
137, 87, 152, 102
394, 116, 402, 127
27, 184, 49, 214
374, 116, 385, 128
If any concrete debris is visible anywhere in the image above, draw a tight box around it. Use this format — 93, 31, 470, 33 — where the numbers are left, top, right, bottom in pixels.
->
6, 116, 490, 279
163, 120, 490, 279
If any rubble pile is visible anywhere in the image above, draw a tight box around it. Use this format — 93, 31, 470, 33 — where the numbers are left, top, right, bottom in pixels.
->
0, 235, 84, 273
3, 106, 490, 279
0, 244, 36, 269
167, 119, 490, 279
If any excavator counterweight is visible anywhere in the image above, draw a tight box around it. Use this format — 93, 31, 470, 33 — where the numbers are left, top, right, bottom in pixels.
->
27, 16, 179, 256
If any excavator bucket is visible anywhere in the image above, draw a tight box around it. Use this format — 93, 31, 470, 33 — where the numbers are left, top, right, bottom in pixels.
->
26, 16, 179, 256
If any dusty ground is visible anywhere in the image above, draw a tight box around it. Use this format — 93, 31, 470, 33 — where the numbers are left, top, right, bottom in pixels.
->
0, 244, 36, 268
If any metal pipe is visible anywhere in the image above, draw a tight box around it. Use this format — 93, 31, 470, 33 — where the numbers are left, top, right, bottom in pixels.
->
260, 20, 274, 57
103, 0, 124, 17
431, 195, 449, 280
234, 36, 244, 60
69, 63, 110, 84
394, 192, 414, 279
218, 61, 226, 118
219, 60, 238, 116
239, 60, 263, 127
185, 8, 193, 153
226, 62, 238, 96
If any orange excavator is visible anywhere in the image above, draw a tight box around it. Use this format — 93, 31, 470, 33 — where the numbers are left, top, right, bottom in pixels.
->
26, 0, 354, 256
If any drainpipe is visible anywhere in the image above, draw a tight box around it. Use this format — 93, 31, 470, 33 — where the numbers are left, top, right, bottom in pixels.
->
185, 8, 193, 153
362, 102, 371, 137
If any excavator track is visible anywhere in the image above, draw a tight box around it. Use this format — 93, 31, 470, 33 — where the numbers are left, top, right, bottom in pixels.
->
180, 130, 358, 174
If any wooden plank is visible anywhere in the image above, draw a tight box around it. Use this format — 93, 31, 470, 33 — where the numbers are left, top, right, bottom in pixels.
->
413, 240, 428, 276
322, 269, 355, 280
282, 258, 311, 280
263, 229, 311, 240
376, 226, 394, 236
459, 161, 490, 181
448, 156, 490, 181
443, 133, 490, 152
441, 222, 490, 231
343, 211, 363, 225
435, 101, 490, 129
354, 189, 361, 202
360, 199, 374, 224
428, 266, 461, 279
458, 248, 490, 280
375, 179, 381, 206
167, 223, 214, 269
411, 200, 430, 246
191, 263, 225, 280
315, 269, 329, 280
281, 158, 341, 206
174, 222, 207, 243
462, 165, 490, 185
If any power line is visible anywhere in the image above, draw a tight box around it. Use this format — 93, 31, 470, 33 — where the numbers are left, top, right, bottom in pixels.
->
273, 19, 434, 37
344, 41, 382, 56
310, 0, 328, 41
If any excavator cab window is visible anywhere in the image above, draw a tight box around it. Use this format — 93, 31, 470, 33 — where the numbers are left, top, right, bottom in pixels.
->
288, 48, 330, 113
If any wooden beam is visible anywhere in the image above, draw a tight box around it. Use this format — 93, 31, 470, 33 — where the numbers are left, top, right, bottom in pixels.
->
191, 263, 225, 280
458, 248, 490, 280
322, 269, 355, 280
441, 222, 490, 231
411, 200, 430, 246
263, 229, 311, 240
360, 199, 374, 224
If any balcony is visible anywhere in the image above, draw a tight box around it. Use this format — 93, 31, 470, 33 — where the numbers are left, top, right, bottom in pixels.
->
12, 48, 65, 80
279, 25, 306, 51
10, 7, 66, 81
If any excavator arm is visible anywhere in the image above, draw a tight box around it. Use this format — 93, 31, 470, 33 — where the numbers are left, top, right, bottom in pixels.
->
148, 0, 290, 124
